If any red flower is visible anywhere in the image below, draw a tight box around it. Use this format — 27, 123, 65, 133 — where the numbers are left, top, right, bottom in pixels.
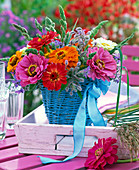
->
42, 63, 67, 91
85, 137, 118, 170
28, 31, 59, 51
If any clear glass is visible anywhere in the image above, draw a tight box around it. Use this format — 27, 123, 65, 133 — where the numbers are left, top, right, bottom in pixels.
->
0, 88, 9, 140
5, 79, 24, 129
0, 62, 5, 91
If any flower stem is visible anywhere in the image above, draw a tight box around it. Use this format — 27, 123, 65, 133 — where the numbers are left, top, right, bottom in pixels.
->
117, 158, 139, 163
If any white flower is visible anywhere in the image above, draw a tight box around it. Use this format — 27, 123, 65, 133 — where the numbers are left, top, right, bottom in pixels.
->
20, 45, 30, 55
92, 37, 117, 51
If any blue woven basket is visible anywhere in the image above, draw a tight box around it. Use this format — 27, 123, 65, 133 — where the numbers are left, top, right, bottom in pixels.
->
40, 80, 92, 125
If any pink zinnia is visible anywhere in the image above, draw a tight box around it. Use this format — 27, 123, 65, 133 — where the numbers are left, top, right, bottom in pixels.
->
84, 137, 118, 170
87, 47, 117, 81
15, 53, 49, 87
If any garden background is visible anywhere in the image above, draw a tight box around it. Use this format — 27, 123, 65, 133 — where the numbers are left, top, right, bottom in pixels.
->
0, 0, 139, 116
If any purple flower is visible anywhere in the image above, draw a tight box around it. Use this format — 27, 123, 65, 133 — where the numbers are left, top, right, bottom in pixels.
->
2, 46, 11, 53
16, 53, 49, 87
5, 33, 11, 38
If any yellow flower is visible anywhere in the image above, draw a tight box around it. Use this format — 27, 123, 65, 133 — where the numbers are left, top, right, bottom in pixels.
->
7, 51, 23, 72
48, 46, 79, 69
92, 38, 117, 51
44, 49, 53, 58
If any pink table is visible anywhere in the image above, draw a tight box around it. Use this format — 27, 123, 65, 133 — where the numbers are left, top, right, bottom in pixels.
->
0, 130, 139, 170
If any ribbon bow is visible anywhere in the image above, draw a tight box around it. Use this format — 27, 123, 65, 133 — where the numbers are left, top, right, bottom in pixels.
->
39, 79, 110, 164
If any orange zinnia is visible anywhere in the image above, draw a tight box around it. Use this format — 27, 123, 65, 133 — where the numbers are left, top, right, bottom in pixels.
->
7, 51, 23, 72
48, 46, 79, 69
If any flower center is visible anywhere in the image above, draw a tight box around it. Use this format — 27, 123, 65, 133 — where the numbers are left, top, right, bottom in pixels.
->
50, 72, 59, 81
9, 55, 18, 66
95, 59, 105, 69
28, 64, 37, 76
56, 51, 65, 60
95, 148, 103, 158
101, 43, 110, 46
38, 38, 41, 42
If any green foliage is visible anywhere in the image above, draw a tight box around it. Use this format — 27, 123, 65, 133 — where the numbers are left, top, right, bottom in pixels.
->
25, 48, 38, 55
90, 20, 108, 39
35, 19, 43, 32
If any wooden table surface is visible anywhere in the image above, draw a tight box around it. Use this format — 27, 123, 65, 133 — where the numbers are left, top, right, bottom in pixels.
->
0, 129, 139, 170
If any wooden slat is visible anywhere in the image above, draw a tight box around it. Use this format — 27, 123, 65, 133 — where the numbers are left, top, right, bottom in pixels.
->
123, 60, 139, 72
0, 136, 18, 150
0, 147, 25, 163
122, 74, 139, 86
122, 45, 139, 57
6, 129, 15, 138
33, 157, 86, 170
0, 154, 65, 170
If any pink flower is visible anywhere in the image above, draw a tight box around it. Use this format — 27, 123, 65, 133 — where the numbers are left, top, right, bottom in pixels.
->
84, 137, 118, 170
15, 53, 49, 87
87, 47, 117, 81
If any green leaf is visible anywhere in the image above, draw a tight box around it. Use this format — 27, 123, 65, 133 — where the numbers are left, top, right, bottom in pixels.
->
118, 33, 134, 48
64, 32, 70, 46
59, 5, 66, 21
77, 90, 83, 100
109, 33, 134, 54
36, 33, 42, 38
45, 16, 52, 26
45, 45, 50, 52
61, 26, 65, 42
22, 33, 31, 41
12, 23, 28, 34
39, 50, 44, 56
35, 19, 43, 32
90, 20, 108, 39
0, 58, 10, 62
60, 83, 68, 92
45, 27, 50, 32
60, 19, 67, 31
25, 48, 38, 55
52, 43, 56, 50
50, 27, 56, 32
52, 22, 55, 28
89, 52, 96, 59
114, 48, 123, 126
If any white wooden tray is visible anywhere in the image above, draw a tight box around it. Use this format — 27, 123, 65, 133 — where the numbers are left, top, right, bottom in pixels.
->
14, 104, 130, 159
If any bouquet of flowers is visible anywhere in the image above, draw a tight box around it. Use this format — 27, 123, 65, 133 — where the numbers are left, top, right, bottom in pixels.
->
5, 5, 139, 169
5, 5, 134, 126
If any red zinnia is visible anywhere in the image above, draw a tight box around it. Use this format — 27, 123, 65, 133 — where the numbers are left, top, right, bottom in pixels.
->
28, 31, 59, 51
42, 63, 67, 91
85, 137, 118, 170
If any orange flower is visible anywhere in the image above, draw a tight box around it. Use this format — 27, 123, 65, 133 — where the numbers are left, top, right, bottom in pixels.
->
7, 51, 23, 72
48, 46, 79, 69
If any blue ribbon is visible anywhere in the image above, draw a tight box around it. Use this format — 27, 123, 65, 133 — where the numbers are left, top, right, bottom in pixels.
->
38, 79, 110, 164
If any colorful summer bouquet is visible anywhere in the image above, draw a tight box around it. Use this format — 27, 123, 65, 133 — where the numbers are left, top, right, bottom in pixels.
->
6, 6, 127, 93
5, 5, 134, 124
4, 5, 139, 169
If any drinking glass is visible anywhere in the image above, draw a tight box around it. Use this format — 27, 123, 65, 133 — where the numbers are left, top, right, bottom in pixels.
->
0, 62, 5, 90
6, 80, 24, 129
0, 88, 9, 140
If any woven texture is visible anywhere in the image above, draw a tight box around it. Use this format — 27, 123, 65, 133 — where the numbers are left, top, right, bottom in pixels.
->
40, 80, 92, 125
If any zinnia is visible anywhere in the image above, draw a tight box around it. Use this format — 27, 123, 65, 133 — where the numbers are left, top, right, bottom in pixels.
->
48, 46, 79, 70
7, 51, 23, 72
87, 47, 117, 81
28, 31, 59, 51
92, 38, 117, 51
85, 137, 118, 170
15, 53, 49, 87
42, 63, 67, 91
